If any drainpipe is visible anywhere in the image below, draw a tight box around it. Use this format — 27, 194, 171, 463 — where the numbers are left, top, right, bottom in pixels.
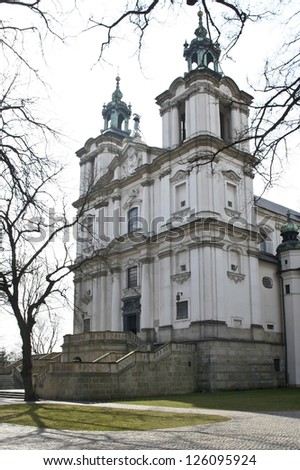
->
279, 273, 289, 386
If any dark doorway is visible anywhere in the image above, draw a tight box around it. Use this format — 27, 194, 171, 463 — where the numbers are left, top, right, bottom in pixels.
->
124, 313, 138, 334
122, 297, 141, 334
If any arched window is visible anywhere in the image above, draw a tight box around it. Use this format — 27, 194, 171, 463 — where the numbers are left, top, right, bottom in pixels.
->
219, 103, 232, 142
118, 113, 124, 130
128, 207, 139, 233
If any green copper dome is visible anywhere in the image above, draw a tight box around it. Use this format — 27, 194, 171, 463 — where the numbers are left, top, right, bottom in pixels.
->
183, 9, 221, 74
102, 76, 132, 136
277, 210, 300, 253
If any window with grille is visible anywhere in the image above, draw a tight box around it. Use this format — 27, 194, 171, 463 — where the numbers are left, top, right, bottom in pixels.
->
127, 266, 138, 288
176, 300, 188, 320
262, 277, 273, 289
83, 318, 91, 333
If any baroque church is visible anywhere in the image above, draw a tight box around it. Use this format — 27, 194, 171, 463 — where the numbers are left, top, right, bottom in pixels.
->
36, 11, 300, 401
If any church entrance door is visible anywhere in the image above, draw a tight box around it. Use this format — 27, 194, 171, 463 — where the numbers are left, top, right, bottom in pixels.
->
122, 296, 141, 334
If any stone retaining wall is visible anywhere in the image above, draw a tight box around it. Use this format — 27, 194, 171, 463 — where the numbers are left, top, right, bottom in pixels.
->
36, 338, 285, 401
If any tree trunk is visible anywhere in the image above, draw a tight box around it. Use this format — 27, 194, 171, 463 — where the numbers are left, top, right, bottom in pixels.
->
21, 328, 38, 402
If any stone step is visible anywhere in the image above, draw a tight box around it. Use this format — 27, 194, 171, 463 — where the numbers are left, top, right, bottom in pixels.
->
0, 375, 15, 390
0, 389, 25, 399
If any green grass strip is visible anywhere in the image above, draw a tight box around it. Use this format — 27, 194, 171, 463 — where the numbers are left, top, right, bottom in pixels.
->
119, 388, 300, 412
0, 404, 227, 431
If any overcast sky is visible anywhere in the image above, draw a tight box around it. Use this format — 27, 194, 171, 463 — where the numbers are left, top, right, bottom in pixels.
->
44, 0, 299, 207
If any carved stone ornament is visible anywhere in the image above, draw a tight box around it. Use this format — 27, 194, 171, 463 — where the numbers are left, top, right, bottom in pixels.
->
122, 147, 143, 178
81, 290, 93, 305
170, 170, 188, 184
222, 170, 241, 183
112, 193, 121, 202
141, 178, 154, 187
122, 286, 141, 298
159, 168, 171, 179
171, 272, 191, 284
227, 271, 246, 283
123, 187, 141, 210
243, 164, 255, 179
225, 208, 241, 218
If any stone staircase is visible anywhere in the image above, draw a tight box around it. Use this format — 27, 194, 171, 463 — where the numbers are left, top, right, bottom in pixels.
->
0, 389, 25, 399
0, 373, 15, 390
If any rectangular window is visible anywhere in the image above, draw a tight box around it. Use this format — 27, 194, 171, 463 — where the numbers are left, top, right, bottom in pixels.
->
128, 207, 139, 233
82, 215, 94, 242
285, 284, 291, 295
226, 182, 237, 210
220, 104, 231, 141
83, 318, 91, 333
274, 358, 280, 372
176, 300, 188, 320
178, 101, 186, 142
127, 266, 138, 288
175, 182, 187, 212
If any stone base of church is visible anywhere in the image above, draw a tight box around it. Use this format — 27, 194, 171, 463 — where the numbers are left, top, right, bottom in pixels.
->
35, 330, 286, 401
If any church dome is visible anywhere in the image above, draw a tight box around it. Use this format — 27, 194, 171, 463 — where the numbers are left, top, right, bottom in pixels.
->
277, 210, 300, 253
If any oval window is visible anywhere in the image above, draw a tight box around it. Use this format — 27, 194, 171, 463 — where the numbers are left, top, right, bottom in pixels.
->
262, 276, 273, 289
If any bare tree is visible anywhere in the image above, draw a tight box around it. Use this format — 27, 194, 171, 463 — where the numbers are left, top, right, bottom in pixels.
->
0, 0, 78, 401
31, 308, 61, 355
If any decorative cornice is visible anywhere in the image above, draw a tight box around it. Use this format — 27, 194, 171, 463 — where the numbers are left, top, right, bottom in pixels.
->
171, 272, 191, 284
243, 164, 255, 179
227, 271, 246, 283
141, 178, 154, 187
122, 286, 141, 298
222, 170, 241, 183
170, 169, 188, 184
111, 266, 122, 274
225, 207, 241, 218
95, 200, 109, 209
158, 249, 173, 260
112, 193, 121, 202
171, 207, 191, 218
159, 168, 171, 179
140, 256, 155, 265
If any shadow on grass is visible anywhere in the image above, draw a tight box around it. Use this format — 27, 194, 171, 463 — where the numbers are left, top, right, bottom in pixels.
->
0, 404, 227, 431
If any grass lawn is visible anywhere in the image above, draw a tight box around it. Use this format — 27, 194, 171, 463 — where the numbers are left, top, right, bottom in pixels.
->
119, 388, 300, 412
0, 403, 227, 431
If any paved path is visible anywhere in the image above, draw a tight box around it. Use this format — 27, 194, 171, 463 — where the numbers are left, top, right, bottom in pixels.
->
0, 400, 299, 450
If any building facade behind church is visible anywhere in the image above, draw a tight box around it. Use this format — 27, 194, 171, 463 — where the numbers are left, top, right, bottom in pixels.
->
36, 11, 300, 400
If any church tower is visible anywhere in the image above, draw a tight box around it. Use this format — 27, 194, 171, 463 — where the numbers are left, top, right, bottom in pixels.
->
156, 9, 252, 152
101, 75, 132, 136
277, 212, 300, 386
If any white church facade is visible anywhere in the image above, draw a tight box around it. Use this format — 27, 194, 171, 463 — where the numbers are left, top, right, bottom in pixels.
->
36, 12, 300, 400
